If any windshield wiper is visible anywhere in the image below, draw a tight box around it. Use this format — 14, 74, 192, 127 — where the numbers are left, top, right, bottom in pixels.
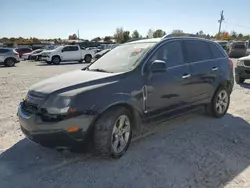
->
88, 68, 113, 73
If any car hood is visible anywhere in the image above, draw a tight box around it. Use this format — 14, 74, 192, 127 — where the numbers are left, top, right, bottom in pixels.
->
239, 55, 250, 60
29, 69, 122, 96
42, 49, 57, 53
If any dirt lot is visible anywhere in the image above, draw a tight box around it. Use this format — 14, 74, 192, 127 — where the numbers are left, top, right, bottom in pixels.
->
1, 60, 250, 188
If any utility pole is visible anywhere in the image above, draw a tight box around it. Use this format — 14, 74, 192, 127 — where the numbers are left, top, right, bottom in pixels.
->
218, 10, 225, 34
77, 29, 80, 40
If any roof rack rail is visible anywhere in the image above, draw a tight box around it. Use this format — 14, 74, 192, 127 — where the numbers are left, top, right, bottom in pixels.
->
162, 34, 198, 39
126, 38, 147, 43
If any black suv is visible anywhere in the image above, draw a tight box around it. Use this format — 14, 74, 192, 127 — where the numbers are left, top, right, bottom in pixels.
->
18, 37, 234, 158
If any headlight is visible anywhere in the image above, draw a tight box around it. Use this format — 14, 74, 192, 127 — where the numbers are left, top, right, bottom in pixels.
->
43, 95, 72, 115
237, 60, 244, 67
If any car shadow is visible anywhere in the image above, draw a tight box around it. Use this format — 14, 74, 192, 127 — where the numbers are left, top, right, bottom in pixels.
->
1, 113, 250, 187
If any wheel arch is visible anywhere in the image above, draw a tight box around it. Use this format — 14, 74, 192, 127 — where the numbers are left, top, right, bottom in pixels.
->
84, 54, 92, 58
52, 55, 61, 61
90, 95, 143, 137
4, 57, 16, 63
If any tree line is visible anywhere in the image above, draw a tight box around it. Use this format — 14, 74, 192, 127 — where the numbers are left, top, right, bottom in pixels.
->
1, 28, 250, 45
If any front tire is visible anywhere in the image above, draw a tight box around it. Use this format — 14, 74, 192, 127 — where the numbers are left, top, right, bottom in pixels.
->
206, 87, 230, 118
235, 74, 245, 84
84, 55, 92, 63
94, 107, 132, 158
52, 56, 61, 65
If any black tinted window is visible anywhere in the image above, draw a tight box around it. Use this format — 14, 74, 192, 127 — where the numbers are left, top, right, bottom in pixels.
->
69, 46, 79, 51
185, 40, 212, 62
0, 49, 9, 53
234, 44, 246, 49
209, 43, 225, 58
63, 46, 78, 51
149, 41, 184, 67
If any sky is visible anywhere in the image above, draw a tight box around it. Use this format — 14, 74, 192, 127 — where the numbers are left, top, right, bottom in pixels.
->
1, 0, 250, 40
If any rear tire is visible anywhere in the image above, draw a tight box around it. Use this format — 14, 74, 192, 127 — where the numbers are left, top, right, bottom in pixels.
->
4, 58, 16, 67
94, 107, 132, 158
206, 87, 230, 118
235, 74, 245, 84
52, 56, 61, 65
84, 55, 92, 63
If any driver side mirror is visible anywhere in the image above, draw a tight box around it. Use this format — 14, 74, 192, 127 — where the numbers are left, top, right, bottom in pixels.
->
149, 60, 167, 73
61, 49, 64, 52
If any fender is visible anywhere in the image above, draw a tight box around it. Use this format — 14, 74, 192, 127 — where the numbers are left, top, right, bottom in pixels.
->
90, 93, 143, 116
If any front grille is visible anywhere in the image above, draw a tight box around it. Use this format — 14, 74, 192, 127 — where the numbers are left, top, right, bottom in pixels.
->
244, 60, 250, 67
21, 101, 38, 115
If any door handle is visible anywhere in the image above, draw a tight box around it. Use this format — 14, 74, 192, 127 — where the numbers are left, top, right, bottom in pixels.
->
212, 67, 218, 71
182, 74, 191, 79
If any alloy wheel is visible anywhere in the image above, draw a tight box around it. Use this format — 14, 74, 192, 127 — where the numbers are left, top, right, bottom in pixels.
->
111, 115, 131, 154
216, 90, 229, 114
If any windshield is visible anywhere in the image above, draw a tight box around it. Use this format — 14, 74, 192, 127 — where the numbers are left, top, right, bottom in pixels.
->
88, 42, 156, 73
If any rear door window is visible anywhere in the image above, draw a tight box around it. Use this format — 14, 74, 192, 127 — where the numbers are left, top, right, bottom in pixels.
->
69, 46, 79, 51
184, 40, 212, 62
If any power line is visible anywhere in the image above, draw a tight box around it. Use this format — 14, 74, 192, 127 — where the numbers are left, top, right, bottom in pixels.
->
224, 21, 250, 30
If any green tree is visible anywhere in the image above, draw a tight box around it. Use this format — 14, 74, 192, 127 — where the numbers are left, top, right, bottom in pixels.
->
91, 37, 101, 42
237, 33, 243, 39
171, 29, 184, 36
230, 31, 237, 39
123, 31, 130, 43
103, 36, 112, 42
131, 30, 140, 39
153, 29, 166, 38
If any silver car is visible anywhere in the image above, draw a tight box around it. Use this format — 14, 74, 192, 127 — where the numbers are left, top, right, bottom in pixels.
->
0, 48, 20, 67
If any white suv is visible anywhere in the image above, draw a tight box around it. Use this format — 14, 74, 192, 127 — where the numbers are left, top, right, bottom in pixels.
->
0, 48, 20, 67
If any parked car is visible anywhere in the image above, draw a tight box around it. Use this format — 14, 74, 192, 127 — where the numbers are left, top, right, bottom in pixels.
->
227, 41, 247, 58
30, 50, 45, 61
0, 48, 20, 67
41, 45, 95, 65
235, 55, 250, 84
215, 40, 228, 50
22, 49, 43, 60
18, 37, 234, 158
15, 47, 32, 58
94, 49, 111, 60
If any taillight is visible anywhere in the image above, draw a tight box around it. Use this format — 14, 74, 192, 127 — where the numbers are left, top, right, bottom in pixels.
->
228, 58, 233, 69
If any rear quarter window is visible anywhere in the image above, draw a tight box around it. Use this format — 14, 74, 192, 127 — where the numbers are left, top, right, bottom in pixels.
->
209, 43, 226, 58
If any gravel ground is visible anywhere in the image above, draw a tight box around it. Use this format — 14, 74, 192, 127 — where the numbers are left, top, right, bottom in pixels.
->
1, 60, 250, 188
